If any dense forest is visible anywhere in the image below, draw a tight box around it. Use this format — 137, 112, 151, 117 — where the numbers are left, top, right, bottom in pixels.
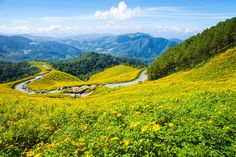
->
0, 61, 40, 83
148, 17, 236, 80
53, 52, 146, 80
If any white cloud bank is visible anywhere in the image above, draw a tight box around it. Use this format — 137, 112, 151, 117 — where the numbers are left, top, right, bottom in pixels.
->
94, 1, 140, 20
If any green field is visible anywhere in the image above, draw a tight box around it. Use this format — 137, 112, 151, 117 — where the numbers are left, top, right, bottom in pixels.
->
0, 46, 235, 156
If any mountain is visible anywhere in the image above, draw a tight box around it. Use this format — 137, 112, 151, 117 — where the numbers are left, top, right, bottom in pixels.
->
52, 52, 146, 80
149, 17, 236, 80
62, 33, 181, 63
0, 35, 84, 62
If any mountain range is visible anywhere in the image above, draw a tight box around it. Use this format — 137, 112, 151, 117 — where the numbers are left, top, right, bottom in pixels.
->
62, 33, 181, 63
0, 33, 181, 63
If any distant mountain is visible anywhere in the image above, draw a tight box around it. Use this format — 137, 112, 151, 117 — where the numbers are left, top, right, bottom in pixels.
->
149, 17, 236, 80
62, 33, 181, 63
53, 52, 146, 80
0, 35, 83, 62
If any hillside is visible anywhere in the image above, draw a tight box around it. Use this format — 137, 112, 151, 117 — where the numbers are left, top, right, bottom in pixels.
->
0, 35, 83, 62
149, 17, 236, 80
62, 33, 180, 63
88, 65, 142, 84
0, 46, 235, 156
27, 69, 83, 91
53, 52, 146, 81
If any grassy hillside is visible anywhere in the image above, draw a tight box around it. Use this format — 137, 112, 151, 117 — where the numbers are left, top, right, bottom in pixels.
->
88, 65, 142, 84
149, 17, 236, 80
0, 47, 235, 156
27, 70, 83, 91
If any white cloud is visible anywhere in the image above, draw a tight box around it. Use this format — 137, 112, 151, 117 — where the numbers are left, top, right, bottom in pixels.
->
0, 25, 30, 32
94, 1, 140, 20
37, 25, 62, 32
41, 17, 70, 22
153, 26, 196, 34
12, 19, 30, 24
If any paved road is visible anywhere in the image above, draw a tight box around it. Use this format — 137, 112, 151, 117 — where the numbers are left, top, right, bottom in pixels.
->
14, 70, 148, 94
105, 70, 148, 88
14, 75, 44, 94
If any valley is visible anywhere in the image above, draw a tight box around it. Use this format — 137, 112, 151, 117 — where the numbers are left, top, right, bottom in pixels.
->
14, 65, 147, 96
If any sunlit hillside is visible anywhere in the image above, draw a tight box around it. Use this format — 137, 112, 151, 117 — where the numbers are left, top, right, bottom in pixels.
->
0, 46, 235, 156
27, 69, 83, 91
88, 65, 142, 84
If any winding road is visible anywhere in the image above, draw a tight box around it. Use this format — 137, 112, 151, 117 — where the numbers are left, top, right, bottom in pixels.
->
14, 70, 148, 95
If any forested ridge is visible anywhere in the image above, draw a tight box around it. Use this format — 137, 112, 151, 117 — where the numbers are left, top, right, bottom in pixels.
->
148, 17, 236, 80
0, 61, 40, 83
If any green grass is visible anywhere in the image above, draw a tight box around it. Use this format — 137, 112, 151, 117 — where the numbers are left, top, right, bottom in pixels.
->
0, 47, 236, 156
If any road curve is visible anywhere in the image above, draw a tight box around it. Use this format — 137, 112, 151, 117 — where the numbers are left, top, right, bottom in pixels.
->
14, 70, 148, 94
105, 70, 147, 88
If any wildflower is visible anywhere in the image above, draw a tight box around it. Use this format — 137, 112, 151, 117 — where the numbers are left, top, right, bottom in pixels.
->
153, 124, 161, 132
25, 151, 34, 157
149, 121, 156, 125
110, 137, 119, 142
168, 123, 174, 127
123, 139, 129, 146
223, 126, 230, 132
117, 113, 122, 118
141, 125, 148, 133
130, 122, 140, 128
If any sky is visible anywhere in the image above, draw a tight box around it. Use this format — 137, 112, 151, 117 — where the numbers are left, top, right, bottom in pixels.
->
0, 0, 236, 39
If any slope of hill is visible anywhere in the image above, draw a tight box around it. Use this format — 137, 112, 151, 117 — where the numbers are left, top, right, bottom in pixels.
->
62, 33, 180, 63
149, 17, 236, 80
27, 69, 83, 91
0, 35, 83, 61
53, 52, 146, 81
88, 65, 142, 84
0, 46, 235, 156
0, 61, 40, 83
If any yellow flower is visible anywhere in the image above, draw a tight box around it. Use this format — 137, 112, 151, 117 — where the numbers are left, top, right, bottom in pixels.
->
117, 113, 122, 118
141, 125, 148, 133
110, 137, 119, 142
130, 122, 140, 128
153, 124, 161, 132
25, 151, 34, 157
168, 123, 174, 127
149, 121, 156, 125
86, 154, 93, 157
123, 139, 129, 146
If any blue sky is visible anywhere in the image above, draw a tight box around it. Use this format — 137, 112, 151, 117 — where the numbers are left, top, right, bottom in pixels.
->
0, 0, 235, 39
